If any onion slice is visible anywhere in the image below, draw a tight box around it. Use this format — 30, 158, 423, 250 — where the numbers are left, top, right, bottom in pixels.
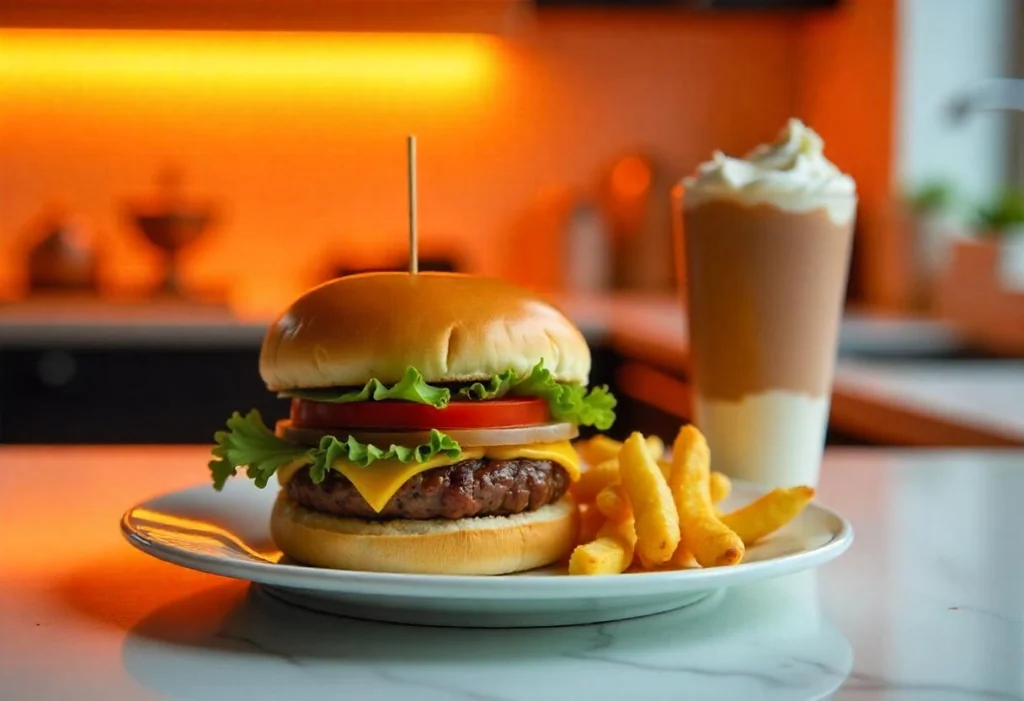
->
276, 420, 579, 448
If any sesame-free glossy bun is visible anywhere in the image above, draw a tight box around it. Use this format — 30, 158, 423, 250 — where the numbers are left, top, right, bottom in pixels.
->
270, 492, 578, 575
259, 272, 591, 391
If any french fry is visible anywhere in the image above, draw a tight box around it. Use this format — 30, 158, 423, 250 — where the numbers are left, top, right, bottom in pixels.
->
575, 435, 623, 467
569, 428, 817, 576
595, 483, 632, 522
569, 539, 630, 575
644, 435, 666, 461
618, 433, 680, 568
568, 516, 636, 575
669, 546, 699, 569
720, 486, 815, 545
599, 513, 637, 549
669, 426, 744, 567
639, 543, 698, 571
577, 503, 604, 544
571, 457, 621, 504
710, 471, 732, 505
657, 458, 672, 481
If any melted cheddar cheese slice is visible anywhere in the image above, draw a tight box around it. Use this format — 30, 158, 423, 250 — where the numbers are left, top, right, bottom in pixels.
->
276, 441, 582, 513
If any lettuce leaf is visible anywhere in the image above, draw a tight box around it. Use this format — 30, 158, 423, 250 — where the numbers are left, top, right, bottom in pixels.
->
279, 366, 451, 408
274, 362, 617, 430
209, 409, 462, 490
307, 427, 462, 482
456, 368, 518, 401
509, 361, 617, 430
209, 410, 314, 490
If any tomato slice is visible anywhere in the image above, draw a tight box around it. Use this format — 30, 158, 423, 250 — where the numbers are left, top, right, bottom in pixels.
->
290, 397, 551, 431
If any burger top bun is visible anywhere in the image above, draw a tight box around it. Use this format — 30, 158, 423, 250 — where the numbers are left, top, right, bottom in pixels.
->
259, 272, 591, 391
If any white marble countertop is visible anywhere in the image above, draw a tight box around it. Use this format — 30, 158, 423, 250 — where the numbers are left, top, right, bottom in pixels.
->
1, 445, 1021, 700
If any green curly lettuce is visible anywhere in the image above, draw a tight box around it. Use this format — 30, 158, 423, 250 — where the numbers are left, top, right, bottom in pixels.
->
456, 368, 518, 401
453, 362, 616, 429
274, 361, 617, 430
279, 366, 451, 408
209, 409, 462, 490
509, 362, 617, 430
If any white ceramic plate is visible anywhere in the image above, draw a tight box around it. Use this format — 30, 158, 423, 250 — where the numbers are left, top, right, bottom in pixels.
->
122, 478, 853, 628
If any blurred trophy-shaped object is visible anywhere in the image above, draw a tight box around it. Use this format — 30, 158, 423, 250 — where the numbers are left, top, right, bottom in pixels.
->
124, 165, 217, 299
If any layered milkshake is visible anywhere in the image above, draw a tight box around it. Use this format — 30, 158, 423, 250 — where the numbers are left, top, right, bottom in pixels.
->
674, 119, 856, 487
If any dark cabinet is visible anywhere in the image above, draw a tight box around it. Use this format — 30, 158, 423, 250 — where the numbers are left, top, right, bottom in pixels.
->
0, 348, 283, 444
0, 338, 628, 444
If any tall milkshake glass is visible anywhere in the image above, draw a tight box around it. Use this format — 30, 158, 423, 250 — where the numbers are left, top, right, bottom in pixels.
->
672, 119, 857, 487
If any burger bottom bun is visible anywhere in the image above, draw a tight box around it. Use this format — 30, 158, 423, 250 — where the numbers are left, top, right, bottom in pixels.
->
270, 492, 579, 575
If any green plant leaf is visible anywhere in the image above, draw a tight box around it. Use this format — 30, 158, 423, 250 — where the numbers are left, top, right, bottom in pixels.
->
975, 189, 1024, 234
908, 180, 955, 214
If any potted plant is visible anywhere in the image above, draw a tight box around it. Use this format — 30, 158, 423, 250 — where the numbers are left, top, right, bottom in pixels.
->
973, 188, 1024, 291
902, 179, 957, 310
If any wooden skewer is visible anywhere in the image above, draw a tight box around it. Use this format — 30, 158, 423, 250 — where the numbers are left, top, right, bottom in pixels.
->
407, 135, 419, 275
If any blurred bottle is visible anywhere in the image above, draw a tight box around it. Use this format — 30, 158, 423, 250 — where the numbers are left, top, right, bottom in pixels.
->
600, 152, 674, 292
563, 198, 612, 294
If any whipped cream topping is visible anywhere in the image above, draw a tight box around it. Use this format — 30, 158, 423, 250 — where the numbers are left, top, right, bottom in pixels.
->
682, 119, 857, 224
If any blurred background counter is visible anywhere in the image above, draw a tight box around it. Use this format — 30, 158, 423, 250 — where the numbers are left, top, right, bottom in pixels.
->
5, 293, 1022, 448
0, 0, 1022, 447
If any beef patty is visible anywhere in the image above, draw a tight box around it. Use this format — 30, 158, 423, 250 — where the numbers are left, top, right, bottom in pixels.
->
286, 458, 570, 520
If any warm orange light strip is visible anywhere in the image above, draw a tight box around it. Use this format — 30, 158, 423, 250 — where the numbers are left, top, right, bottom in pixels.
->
0, 29, 501, 97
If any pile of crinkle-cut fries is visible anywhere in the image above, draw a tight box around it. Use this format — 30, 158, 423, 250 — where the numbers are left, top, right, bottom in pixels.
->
568, 425, 815, 575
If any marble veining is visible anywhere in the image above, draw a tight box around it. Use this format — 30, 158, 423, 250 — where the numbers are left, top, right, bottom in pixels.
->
161, 575, 851, 701
372, 669, 511, 701
213, 630, 305, 667
946, 605, 1023, 626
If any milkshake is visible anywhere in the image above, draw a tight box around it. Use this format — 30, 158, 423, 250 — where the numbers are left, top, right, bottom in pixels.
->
674, 119, 856, 487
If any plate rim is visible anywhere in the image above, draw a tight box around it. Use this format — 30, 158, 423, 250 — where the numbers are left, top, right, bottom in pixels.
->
121, 480, 854, 596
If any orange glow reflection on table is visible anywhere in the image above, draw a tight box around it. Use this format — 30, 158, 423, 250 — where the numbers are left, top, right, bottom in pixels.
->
0, 29, 501, 97
0, 446, 247, 638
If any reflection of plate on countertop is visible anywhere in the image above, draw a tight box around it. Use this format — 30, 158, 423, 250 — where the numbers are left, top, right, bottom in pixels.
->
121, 476, 852, 628
122, 572, 852, 701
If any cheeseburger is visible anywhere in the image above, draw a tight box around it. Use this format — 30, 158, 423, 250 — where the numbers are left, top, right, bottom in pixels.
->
210, 272, 616, 575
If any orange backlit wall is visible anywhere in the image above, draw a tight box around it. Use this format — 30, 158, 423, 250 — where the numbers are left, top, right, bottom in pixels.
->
796, 0, 896, 308
0, 10, 893, 317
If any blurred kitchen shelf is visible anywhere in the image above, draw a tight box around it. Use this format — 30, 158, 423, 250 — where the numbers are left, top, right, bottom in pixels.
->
0, 292, 987, 445
536, 0, 838, 8
0, 291, 668, 349
0, 0, 527, 33
0, 297, 265, 349
831, 360, 1024, 447
0, 291, 639, 444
